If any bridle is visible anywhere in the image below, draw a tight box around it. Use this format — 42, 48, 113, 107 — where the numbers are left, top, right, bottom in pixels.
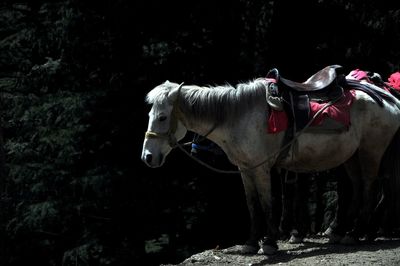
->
143, 82, 218, 149
144, 114, 179, 148
144, 82, 184, 148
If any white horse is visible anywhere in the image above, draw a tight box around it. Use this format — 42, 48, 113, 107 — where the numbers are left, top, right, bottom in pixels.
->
141, 69, 400, 255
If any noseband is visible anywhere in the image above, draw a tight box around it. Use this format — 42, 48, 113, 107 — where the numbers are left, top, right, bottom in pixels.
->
144, 115, 179, 147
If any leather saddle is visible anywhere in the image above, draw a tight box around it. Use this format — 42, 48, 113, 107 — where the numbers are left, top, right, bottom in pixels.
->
279, 64, 344, 92
266, 65, 346, 130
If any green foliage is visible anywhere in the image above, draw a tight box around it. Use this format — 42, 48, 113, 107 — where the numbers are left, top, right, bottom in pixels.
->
0, 2, 121, 265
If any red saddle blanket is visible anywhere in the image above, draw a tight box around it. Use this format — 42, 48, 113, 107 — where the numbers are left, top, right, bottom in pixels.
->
268, 90, 356, 134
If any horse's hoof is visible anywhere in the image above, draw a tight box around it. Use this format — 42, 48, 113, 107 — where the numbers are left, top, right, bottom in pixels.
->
288, 235, 304, 244
323, 226, 334, 237
340, 235, 358, 245
258, 237, 278, 255
327, 233, 343, 244
258, 245, 278, 255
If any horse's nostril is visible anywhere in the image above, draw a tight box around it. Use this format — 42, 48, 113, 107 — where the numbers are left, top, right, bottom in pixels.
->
145, 154, 153, 164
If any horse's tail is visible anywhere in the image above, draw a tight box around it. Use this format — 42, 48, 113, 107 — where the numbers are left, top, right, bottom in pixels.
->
381, 127, 400, 232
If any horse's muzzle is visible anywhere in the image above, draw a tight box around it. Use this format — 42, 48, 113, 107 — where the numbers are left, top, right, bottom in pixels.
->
141, 151, 164, 168
145, 154, 152, 165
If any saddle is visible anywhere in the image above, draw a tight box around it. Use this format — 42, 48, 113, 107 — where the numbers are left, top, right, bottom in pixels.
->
267, 65, 346, 132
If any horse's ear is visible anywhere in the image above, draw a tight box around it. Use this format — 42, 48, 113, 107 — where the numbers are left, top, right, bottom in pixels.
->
168, 82, 184, 103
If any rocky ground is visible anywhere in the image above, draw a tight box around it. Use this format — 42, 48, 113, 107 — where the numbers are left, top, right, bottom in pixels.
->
162, 236, 400, 266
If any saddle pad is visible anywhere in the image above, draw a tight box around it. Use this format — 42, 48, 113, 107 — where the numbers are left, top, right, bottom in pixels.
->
268, 90, 356, 134
388, 72, 400, 90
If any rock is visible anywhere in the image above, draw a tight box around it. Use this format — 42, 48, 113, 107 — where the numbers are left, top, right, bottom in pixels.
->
162, 236, 400, 266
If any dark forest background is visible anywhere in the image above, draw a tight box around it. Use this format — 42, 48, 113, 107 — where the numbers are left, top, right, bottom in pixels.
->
0, 0, 400, 265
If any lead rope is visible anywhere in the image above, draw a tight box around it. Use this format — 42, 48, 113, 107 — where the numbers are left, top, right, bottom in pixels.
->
175, 143, 240, 174
175, 91, 344, 174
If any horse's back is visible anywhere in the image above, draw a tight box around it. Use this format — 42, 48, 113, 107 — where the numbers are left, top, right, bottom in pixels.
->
278, 91, 400, 172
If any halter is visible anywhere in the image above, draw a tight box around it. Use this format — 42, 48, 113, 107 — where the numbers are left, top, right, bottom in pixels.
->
144, 82, 184, 148
144, 117, 178, 147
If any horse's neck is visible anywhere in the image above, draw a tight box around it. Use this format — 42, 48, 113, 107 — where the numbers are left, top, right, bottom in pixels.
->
176, 81, 268, 145
176, 85, 216, 135
177, 110, 221, 139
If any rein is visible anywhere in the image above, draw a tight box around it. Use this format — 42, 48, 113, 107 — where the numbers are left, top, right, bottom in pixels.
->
173, 123, 238, 174
175, 142, 240, 174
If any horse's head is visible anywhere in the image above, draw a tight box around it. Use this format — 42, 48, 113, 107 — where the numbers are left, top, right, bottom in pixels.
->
141, 81, 187, 167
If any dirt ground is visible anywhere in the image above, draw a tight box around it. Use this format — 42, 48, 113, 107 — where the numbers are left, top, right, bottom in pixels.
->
162, 236, 400, 266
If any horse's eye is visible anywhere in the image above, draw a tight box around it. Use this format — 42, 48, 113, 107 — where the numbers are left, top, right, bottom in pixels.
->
159, 115, 167, 122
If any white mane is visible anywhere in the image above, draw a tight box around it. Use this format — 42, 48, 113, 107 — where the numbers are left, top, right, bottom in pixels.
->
146, 79, 268, 124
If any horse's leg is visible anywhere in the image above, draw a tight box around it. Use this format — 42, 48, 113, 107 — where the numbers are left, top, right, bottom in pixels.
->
356, 151, 383, 241
279, 170, 295, 240
240, 171, 264, 254
330, 153, 363, 244
340, 151, 382, 243
239, 166, 279, 255
326, 168, 352, 243
252, 166, 279, 255
291, 173, 309, 243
